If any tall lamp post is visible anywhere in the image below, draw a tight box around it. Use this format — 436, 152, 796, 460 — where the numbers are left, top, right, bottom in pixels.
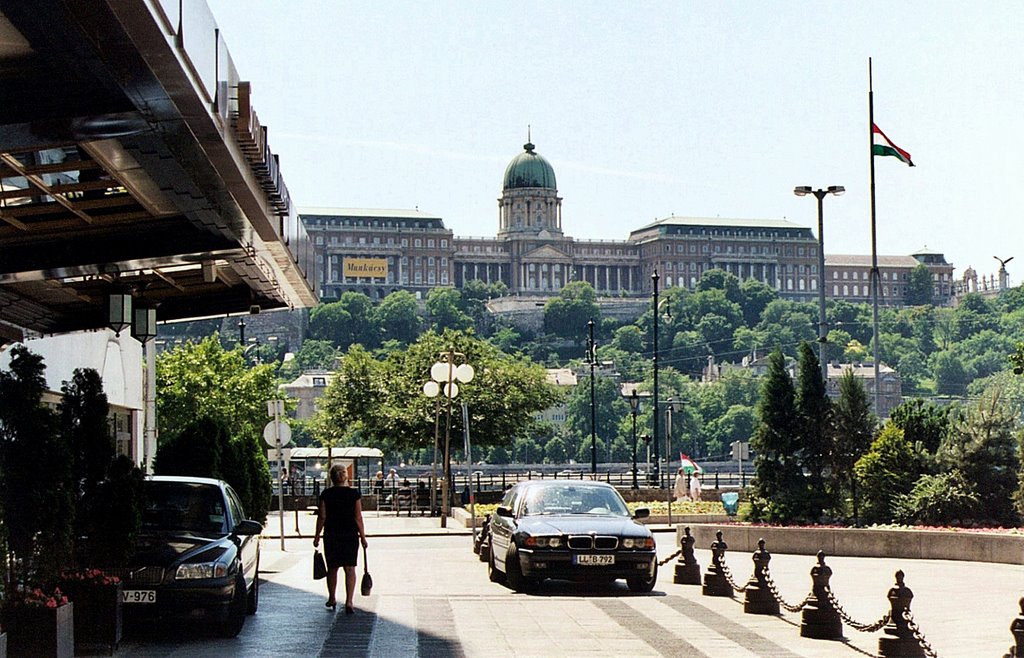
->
627, 390, 641, 490
650, 270, 660, 486
586, 319, 597, 475
423, 350, 474, 528
794, 185, 844, 382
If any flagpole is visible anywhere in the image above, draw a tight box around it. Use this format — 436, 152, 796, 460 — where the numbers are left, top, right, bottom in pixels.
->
868, 57, 882, 415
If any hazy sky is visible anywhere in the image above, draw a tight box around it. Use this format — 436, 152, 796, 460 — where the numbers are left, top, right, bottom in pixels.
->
207, 1, 1022, 282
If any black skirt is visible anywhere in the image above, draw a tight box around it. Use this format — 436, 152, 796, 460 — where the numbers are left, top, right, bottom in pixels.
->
324, 533, 359, 568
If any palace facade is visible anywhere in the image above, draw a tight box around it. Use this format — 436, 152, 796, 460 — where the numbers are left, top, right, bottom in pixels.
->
301, 141, 953, 306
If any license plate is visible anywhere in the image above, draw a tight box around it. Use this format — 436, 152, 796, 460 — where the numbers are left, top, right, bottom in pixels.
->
122, 590, 156, 604
575, 554, 615, 566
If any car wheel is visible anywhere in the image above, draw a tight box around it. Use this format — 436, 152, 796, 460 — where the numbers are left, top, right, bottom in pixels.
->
246, 555, 260, 614
488, 544, 505, 583
627, 561, 658, 593
220, 574, 248, 637
505, 546, 534, 593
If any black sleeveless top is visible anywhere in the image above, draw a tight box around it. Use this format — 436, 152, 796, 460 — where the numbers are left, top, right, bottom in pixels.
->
320, 486, 361, 537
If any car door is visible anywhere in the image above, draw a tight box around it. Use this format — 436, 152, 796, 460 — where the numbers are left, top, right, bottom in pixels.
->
489, 486, 519, 572
225, 485, 259, 582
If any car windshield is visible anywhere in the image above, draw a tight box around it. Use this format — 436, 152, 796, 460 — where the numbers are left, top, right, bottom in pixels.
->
142, 481, 228, 534
521, 484, 629, 517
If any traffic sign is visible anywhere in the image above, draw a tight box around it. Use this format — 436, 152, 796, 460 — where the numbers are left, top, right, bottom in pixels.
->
263, 420, 292, 447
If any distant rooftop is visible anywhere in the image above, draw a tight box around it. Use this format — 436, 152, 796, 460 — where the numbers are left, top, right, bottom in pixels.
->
634, 215, 809, 232
826, 254, 924, 268
299, 207, 443, 220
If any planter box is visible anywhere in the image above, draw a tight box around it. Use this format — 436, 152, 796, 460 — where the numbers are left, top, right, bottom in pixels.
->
60, 581, 122, 652
1, 630, 7, 658
4, 602, 74, 658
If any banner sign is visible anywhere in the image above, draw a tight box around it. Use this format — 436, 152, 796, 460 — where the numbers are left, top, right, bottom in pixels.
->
344, 258, 388, 279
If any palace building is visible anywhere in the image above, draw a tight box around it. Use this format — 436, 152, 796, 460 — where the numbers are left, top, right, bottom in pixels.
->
301, 140, 952, 306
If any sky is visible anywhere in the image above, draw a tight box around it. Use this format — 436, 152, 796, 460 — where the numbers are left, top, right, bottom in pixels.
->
206, 1, 1023, 283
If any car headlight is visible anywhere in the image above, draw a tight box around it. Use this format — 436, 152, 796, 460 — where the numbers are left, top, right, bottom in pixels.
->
622, 537, 654, 549
175, 562, 228, 580
524, 535, 563, 548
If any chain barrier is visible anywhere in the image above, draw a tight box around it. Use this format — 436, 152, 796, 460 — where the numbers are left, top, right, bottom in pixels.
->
657, 548, 682, 567
903, 609, 939, 658
824, 587, 890, 633
762, 570, 812, 613
719, 561, 749, 593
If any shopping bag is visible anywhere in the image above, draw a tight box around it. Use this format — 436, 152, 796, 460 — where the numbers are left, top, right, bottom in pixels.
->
313, 550, 327, 580
360, 545, 373, 596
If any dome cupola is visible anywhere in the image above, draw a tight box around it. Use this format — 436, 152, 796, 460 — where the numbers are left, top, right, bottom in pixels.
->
502, 141, 557, 190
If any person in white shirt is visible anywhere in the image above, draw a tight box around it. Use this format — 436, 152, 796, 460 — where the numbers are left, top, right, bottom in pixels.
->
689, 472, 702, 502
673, 468, 690, 501
383, 468, 400, 489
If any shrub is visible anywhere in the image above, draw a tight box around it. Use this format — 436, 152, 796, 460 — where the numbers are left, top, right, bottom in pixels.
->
893, 471, 981, 526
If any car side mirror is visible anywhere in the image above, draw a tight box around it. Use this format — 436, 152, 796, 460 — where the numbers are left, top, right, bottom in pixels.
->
495, 505, 513, 518
234, 519, 263, 536
633, 508, 650, 519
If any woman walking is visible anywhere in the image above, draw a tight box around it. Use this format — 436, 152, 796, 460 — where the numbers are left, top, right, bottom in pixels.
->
313, 464, 368, 613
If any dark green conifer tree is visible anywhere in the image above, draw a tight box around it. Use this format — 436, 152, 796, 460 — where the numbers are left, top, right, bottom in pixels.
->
794, 341, 831, 520
748, 348, 803, 523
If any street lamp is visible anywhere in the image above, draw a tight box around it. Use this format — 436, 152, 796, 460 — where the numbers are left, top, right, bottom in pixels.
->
423, 350, 474, 528
794, 185, 844, 382
238, 317, 246, 346
586, 319, 597, 475
650, 270, 660, 486
626, 389, 643, 490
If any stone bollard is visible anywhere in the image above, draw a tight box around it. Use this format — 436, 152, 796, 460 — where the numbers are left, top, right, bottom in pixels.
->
674, 526, 702, 585
743, 538, 780, 615
1005, 597, 1024, 658
877, 570, 926, 658
800, 550, 843, 640
702, 530, 733, 597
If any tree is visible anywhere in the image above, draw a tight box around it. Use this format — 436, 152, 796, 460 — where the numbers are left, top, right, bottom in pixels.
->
933, 350, 971, 396
611, 325, 644, 353
311, 344, 385, 448
748, 349, 805, 523
156, 336, 277, 522
544, 436, 569, 464
941, 388, 1020, 525
854, 424, 923, 524
831, 369, 876, 522
888, 398, 950, 454
295, 339, 338, 371
544, 281, 599, 342
794, 342, 831, 519
377, 290, 422, 344
309, 292, 381, 349
565, 375, 629, 462
313, 330, 558, 457
426, 287, 473, 332
739, 278, 778, 326
904, 264, 935, 306
0, 346, 70, 588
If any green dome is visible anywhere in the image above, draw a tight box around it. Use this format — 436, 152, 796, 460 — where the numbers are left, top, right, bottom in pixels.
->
502, 142, 556, 190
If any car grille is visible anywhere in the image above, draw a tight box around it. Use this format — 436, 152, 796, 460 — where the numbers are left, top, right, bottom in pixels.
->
105, 566, 165, 586
567, 535, 618, 550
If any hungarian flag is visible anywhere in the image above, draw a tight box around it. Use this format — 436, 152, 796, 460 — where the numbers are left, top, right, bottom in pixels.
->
679, 453, 703, 474
872, 123, 914, 166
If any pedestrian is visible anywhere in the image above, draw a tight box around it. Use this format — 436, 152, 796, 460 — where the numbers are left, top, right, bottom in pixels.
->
313, 464, 368, 614
689, 472, 702, 502
372, 470, 385, 495
673, 467, 690, 502
384, 467, 400, 488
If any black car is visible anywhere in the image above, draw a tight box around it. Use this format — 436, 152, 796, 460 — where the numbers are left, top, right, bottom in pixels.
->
112, 476, 262, 637
487, 480, 657, 593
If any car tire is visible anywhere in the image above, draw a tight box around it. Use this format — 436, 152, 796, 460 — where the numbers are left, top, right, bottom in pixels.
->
488, 544, 505, 583
220, 574, 248, 638
627, 561, 658, 593
246, 556, 260, 614
505, 546, 534, 593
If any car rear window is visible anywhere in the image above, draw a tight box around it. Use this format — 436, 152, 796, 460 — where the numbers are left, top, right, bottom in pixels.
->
142, 481, 227, 534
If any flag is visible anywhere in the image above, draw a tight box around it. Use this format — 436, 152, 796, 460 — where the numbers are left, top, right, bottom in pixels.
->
872, 123, 914, 166
679, 453, 702, 474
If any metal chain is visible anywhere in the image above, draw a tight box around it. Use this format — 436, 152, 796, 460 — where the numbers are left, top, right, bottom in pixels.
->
903, 609, 939, 658
762, 571, 811, 612
824, 588, 891, 632
719, 562, 749, 593
657, 548, 683, 567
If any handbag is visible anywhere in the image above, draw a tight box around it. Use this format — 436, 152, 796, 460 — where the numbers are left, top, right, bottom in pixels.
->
360, 544, 373, 596
313, 550, 327, 580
